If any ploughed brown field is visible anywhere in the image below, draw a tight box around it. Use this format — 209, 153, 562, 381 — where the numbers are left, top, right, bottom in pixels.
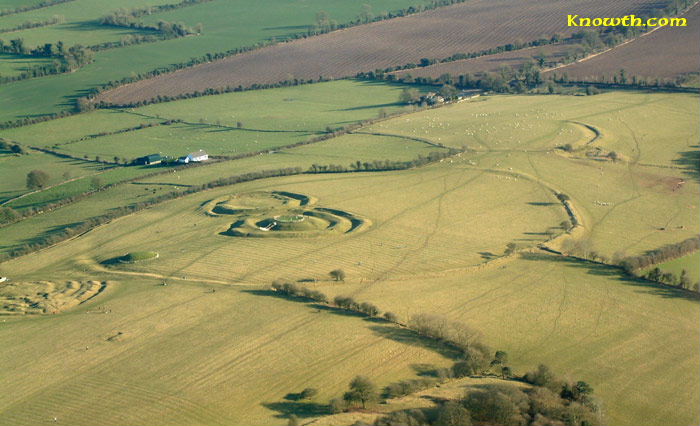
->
544, 3, 700, 81
96, 0, 663, 105
390, 42, 579, 79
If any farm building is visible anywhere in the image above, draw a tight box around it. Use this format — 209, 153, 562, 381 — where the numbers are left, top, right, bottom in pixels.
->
136, 153, 162, 165
178, 150, 209, 164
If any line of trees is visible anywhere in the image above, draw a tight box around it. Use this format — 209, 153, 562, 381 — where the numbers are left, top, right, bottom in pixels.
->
644, 267, 698, 291
0, 0, 74, 17
549, 70, 696, 90
89, 70, 329, 110
270, 282, 396, 323
0, 15, 64, 34
270, 282, 507, 378
270, 280, 328, 303
620, 236, 699, 272
306, 150, 463, 174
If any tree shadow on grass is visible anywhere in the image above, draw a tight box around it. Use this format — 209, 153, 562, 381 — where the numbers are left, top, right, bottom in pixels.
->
519, 252, 700, 302
411, 363, 441, 377
369, 324, 463, 361
262, 401, 331, 419
673, 146, 699, 183
335, 102, 401, 111
242, 291, 467, 359
8, 220, 84, 250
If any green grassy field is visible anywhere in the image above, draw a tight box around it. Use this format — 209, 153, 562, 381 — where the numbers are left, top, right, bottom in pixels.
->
0, 80, 420, 214
0, 0, 173, 47
52, 80, 419, 158
0, 0, 47, 9
0, 151, 105, 204
644, 252, 700, 284
3, 165, 155, 211
0, 53, 53, 78
0, 0, 433, 122
0, 91, 697, 426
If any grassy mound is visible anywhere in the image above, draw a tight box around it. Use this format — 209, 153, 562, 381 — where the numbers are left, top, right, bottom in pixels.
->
103, 251, 159, 265
271, 215, 328, 231
204, 191, 317, 216
209, 191, 368, 238
122, 252, 159, 263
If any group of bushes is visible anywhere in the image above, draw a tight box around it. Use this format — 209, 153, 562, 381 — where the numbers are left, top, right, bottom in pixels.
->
0, 139, 24, 154
342, 364, 599, 426
270, 280, 328, 303
328, 365, 599, 426
0, 40, 93, 85
644, 267, 697, 291
0, 15, 64, 34
99, 10, 202, 38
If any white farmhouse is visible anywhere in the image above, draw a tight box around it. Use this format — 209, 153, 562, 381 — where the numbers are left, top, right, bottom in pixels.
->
178, 150, 209, 164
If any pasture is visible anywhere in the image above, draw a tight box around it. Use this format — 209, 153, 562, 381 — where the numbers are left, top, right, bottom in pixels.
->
0, 160, 696, 426
0, 0, 698, 423
0, 53, 53, 78
0, 151, 105, 204
0, 277, 451, 426
367, 92, 700, 257
0, 91, 697, 426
